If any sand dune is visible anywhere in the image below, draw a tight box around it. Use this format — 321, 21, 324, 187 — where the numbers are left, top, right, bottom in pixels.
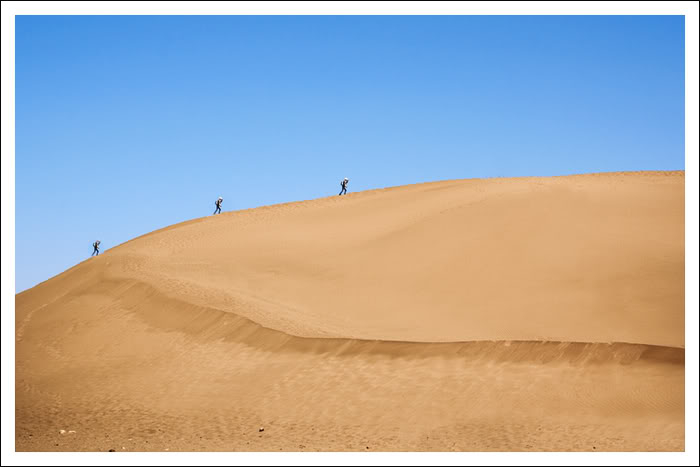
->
15, 171, 685, 451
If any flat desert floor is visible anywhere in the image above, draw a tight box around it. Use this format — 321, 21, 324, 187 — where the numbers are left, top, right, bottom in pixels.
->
16, 171, 684, 451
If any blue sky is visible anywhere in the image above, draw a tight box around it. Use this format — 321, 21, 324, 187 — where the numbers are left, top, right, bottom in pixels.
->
15, 15, 684, 292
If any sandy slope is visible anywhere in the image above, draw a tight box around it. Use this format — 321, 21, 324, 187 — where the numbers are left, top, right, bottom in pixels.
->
15, 171, 685, 451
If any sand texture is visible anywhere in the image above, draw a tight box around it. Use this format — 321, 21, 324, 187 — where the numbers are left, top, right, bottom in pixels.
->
16, 171, 685, 451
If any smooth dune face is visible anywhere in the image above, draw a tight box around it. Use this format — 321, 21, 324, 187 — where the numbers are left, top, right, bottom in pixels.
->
16, 171, 685, 451
99, 170, 683, 345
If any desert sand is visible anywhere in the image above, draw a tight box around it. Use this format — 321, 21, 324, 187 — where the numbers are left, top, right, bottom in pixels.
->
15, 171, 685, 451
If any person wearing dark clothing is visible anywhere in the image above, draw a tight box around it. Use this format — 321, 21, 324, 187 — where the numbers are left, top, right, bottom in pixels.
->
214, 196, 223, 214
339, 177, 349, 195
92, 240, 101, 256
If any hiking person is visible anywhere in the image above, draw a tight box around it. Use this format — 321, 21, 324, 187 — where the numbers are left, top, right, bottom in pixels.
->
92, 240, 101, 256
339, 177, 349, 195
214, 196, 223, 214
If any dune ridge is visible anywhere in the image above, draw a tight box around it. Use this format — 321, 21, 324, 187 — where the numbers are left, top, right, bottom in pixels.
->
29, 169, 683, 345
16, 171, 685, 451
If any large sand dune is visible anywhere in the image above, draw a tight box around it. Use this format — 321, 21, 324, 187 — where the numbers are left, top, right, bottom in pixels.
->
16, 171, 685, 451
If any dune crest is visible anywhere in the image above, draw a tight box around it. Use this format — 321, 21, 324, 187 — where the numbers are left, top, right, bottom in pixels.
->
22, 170, 685, 346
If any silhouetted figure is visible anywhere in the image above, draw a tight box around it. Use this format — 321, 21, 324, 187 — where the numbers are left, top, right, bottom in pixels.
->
92, 240, 101, 256
339, 177, 349, 195
214, 196, 223, 214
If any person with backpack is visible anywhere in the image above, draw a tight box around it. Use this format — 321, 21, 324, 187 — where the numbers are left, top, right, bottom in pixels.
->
92, 240, 101, 256
339, 177, 349, 195
214, 196, 223, 214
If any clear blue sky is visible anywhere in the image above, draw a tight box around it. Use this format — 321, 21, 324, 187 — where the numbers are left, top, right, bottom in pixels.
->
15, 15, 684, 292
